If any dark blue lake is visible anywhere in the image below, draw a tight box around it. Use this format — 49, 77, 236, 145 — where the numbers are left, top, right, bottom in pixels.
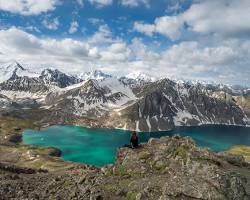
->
23, 125, 250, 167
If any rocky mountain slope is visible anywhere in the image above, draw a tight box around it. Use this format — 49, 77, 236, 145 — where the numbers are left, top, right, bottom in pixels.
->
0, 62, 81, 98
0, 62, 249, 131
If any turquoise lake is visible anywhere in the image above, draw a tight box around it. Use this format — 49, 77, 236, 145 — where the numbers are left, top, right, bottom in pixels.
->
23, 125, 250, 167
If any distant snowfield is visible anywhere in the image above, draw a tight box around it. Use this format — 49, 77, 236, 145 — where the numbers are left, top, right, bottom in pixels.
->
99, 77, 136, 99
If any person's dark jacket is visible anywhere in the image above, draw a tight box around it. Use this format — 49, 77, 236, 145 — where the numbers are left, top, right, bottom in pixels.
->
130, 135, 138, 148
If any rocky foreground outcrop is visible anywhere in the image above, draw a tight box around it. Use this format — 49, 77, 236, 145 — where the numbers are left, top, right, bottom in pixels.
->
0, 136, 250, 200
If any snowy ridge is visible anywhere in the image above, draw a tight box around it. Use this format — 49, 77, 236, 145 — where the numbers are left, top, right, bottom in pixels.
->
79, 70, 112, 80
125, 72, 155, 82
45, 77, 137, 117
99, 77, 136, 99
0, 62, 39, 83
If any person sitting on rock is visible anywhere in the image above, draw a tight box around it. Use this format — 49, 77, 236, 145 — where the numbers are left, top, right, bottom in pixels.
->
130, 131, 139, 148
123, 131, 139, 149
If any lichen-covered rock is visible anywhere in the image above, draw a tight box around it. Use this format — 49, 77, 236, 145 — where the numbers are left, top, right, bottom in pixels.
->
110, 136, 250, 200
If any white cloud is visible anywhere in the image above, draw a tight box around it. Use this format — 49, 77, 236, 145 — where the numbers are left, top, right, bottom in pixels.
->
22, 26, 40, 33
0, 0, 59, 15
88, 0, 112, 7
154, 16, 182, 40
0, 27, 94, 73
88, 24, 119, 44
127, 38, 250, 84
166, 2, 182, 13
0, 27, 89, 56
100, 42, 131, 61
76, 0, 84, 6
69, 21, 79, 34
0, 27, 129, 73
129, 38, 160, 61
133, 22, 154, 37
156, 40, 250, 84
161, 42, 237, 71
134, 16, 183, 40
88, 18, 105, 26
42, 17, 60, 30
182, 0, 250, 37
76, 0, 114, 7
108, 42, 127, 53
0, 27, 250, 85
134, 0, 250, 40
121, 0, 150, 7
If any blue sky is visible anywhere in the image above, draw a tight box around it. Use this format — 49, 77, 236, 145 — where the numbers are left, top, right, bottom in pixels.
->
0, 0, 189, 45
0, 0, 250, 85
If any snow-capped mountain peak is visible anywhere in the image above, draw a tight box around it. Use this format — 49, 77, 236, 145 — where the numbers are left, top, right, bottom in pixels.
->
125, 72, 155, 82
0, 61, 39, 83
119, 72, 155, 87
7, 61, 24, 71
79, 70, 112, 81
40, 68, 82, 88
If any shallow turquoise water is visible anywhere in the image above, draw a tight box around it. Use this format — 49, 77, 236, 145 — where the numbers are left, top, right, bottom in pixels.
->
23, 125, 250, 167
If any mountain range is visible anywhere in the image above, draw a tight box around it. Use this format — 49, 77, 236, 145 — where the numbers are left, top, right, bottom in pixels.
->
0, 62, 249, 131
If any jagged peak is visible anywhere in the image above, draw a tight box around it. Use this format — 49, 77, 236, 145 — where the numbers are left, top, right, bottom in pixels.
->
157, 78, 176, 86
2, 61, 25, 71
41, 68, 65, 75
12, 61, 24, 70
40, 69, 61, 79
125, 72, 153, 81
0, 61, 40, 83
83, 79, 102, 90
79, 69, 112, 80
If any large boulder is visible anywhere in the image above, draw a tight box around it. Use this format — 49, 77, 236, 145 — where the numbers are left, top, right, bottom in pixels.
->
7, 134, 22, 143
47, 147, 62, 157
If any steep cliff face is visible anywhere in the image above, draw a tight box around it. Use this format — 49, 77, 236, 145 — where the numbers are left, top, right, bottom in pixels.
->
235, 96, 250, 118
104, 79, 249, 131
40, 69, 81, 88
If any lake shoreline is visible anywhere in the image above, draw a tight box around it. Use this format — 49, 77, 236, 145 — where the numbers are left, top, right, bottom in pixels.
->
23, 124, 250, 167
1, 116, 250, 170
